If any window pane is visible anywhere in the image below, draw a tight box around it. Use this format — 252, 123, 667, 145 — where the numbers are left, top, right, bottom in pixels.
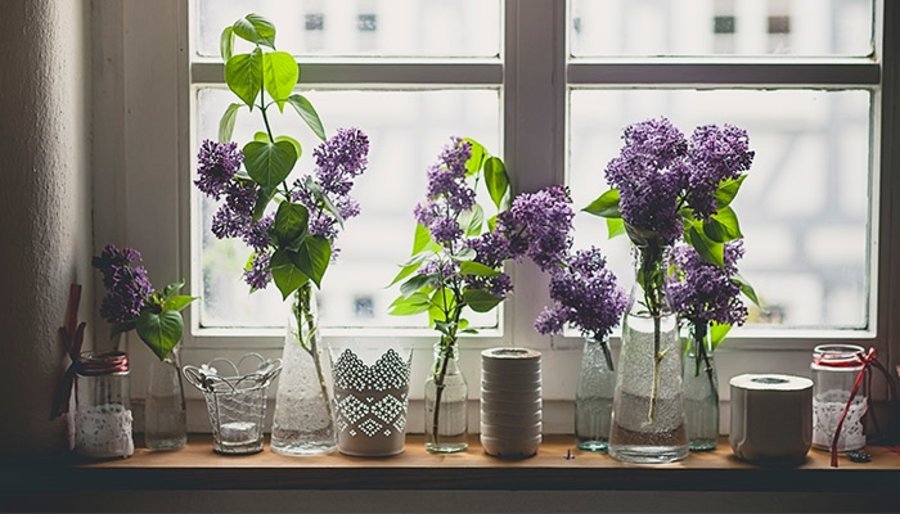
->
570, 0, 874, 57
195, 0, 501, 58
195, 88, 500, 329
568, 89, 871, 330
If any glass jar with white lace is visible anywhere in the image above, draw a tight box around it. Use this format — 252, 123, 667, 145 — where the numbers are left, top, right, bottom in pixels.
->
74, 351, 134, 458
811, 344, 867, 452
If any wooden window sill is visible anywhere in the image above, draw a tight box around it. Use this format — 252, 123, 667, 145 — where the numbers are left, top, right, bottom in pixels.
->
3, 435, 899, 492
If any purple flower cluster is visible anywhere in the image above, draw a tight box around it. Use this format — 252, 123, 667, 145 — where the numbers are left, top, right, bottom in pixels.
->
535, 247, 627, 339
684, 124, 755, 219
195, 140, 242, 199
92, 244, 155, 324
605, 118, 687, 245
666, 241, 748, 326
243, 251, 272, 291
292, 128, 370, 240
495, 186, 574, 271
415, 138, 476, 245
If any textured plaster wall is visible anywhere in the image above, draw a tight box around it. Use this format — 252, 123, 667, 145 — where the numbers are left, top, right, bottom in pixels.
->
0, 0, 92, 455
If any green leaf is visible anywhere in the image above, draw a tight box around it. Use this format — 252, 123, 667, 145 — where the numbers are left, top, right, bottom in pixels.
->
388, 260, 425, 288
412, 223, 438, 255
686, 223, 725, 267
253, 131, 269, 142
161, 280, 185, 300
464, 138, 486, 177
220, 26, 235, 61
463, 288, 504, 313
709, 321, 732, 351
262, 51, 298, 111
286, 94, 326, 141
607, 217, 625, 239
487, 214, 498, 232
224, 49, 263, 109
252, 185, 277, 220
232, 13, 276, 48
702, 217, 728, 243
733, 274, 761, 307
162, 295, 196, 312
135, 310, 184, 361
388, 292, 432, 316
483, 156, 510, 210
429, 287, 457, 323
400, 273, 435, 298
712, 205, 743, 240
292, 236, 331, 289
270, 250, 309, 300
459, 261, 500, 277
243, 140, 297, 186
583, 189, 621, 218
715, 174, 747, 208
458, 204, 484, 237
451, 247, 476, 262
273, 202, 309, 245
218, 103, 242, 143
275, 135, 302, 161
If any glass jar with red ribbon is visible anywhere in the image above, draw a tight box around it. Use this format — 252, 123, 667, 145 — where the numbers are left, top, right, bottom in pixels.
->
811, 344, 867, 452
74, 351, 134, 458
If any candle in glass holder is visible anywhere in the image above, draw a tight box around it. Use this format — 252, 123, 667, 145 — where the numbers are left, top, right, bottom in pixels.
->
219, 421, 257, 445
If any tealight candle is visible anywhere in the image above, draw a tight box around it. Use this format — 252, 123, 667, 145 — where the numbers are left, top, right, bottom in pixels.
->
219, 421, 257, 445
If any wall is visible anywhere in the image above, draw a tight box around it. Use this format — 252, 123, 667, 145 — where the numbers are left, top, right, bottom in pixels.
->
0, 0, 93, 456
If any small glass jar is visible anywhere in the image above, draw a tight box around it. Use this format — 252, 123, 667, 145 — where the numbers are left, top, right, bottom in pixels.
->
74, 351, 134, 458
811, 344, 867, 452
424, 343, 468, 453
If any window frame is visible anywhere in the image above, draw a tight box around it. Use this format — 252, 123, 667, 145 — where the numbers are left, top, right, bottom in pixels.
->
100, 0, 900, 429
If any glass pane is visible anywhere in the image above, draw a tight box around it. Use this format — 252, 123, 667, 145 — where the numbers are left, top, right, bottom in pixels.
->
195, 88, 500, 329
195, 0, 501, 58
570, 0, 874, 57
568, 89, 871, 330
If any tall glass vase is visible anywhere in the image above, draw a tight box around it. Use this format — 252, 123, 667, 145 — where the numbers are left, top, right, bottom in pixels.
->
575, 337, 616, 452
683, 334, 719, 451
270, 283, 336, 456
145, 347, 187, 451
424, 342, 468, 453
609, 250, 688, 463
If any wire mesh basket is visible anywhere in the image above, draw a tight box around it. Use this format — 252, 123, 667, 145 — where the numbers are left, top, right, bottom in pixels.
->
183, 354, 282, 455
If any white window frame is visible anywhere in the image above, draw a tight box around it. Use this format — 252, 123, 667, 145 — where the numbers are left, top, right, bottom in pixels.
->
95, 0, 900, 433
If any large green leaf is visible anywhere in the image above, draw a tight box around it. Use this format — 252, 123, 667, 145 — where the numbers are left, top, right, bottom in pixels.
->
686, 223, 725, 267
715, 174, 747, 208
218, 103, 242, 143
232, 13, 276, 48
292, 236, 331, 289
733, 274, 761, 307
483, 156, 510, 210
463, 288, 503, 313
583, 189, 621, 218
273, 202, 309, 245
275, 135, 302, 160
162, 295, 195, 312
243, 140, 297, 186
220, 26, 235, 61
459, 204, 484, 237
388, 259, 425, 288
270, 250, 309, 299
464, 138, 486, 177
709, 321, 732, 351
224, 49, 263, 108
713, 205, 743, 240
607, 217, 625, 239
400, 273, 436, 298
252, 185, 276, 220
135, 310, 184, 361
412, 223, 439, 255
388, 293, 432, 316
286, 94, 326, 141
262, 51, 298, 111
459, 261, 501, 277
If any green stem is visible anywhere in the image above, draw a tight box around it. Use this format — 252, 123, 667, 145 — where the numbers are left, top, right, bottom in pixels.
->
293, 284, 334, 425
638, 243, 665, 424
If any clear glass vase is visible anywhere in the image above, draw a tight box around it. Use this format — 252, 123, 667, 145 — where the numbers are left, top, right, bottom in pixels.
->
270, 284, 337, 456
575, 337, 616, 452
683, 337, 719, 452
609, 280, 688, 463
424, 343, 468, 453
145, 347, 187, 451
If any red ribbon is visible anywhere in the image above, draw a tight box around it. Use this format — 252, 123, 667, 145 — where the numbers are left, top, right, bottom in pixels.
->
51, 284, 86, 419
827, 347, 893, 467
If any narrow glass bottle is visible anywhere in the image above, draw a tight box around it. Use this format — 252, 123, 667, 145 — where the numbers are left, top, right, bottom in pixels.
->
145, 347, 187, 451
683, 337, 719, 451
575, 337, 616, 452
424, 343, 468, 453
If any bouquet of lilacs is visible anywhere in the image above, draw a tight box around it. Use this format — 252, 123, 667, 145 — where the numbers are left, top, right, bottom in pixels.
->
390, 138, 572, 447
584, 117, 759, 420
93, 244, 196, 361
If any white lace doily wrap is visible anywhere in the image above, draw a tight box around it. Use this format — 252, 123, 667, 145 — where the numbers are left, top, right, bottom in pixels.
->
75, 404, 134, 458
813, 390, 867, 451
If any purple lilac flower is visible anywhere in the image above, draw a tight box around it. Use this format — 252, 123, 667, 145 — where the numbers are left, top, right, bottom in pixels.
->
421, 259, 459, 279
684, 124, 755, 219
534, 247, 627, 339
424, 137, 476, 213
313, 128, 370, 196
429, 216, 463, 244
195, 140, 243, 199
496, 185, 574, 271
92, 244, 155, 324
605, 118, 686, 245
666, 241, 748, 326
466, 231, 511, 268
244, 251, 273, 290
464, 271, 513, 298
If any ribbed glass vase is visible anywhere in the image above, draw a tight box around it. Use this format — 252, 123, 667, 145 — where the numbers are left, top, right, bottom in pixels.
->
575, 337, 616, 452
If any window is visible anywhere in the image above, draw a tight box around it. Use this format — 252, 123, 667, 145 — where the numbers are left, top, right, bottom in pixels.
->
113, 1, 897, 430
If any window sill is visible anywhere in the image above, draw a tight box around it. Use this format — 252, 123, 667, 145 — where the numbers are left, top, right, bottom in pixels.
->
4, 436, 899, 492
